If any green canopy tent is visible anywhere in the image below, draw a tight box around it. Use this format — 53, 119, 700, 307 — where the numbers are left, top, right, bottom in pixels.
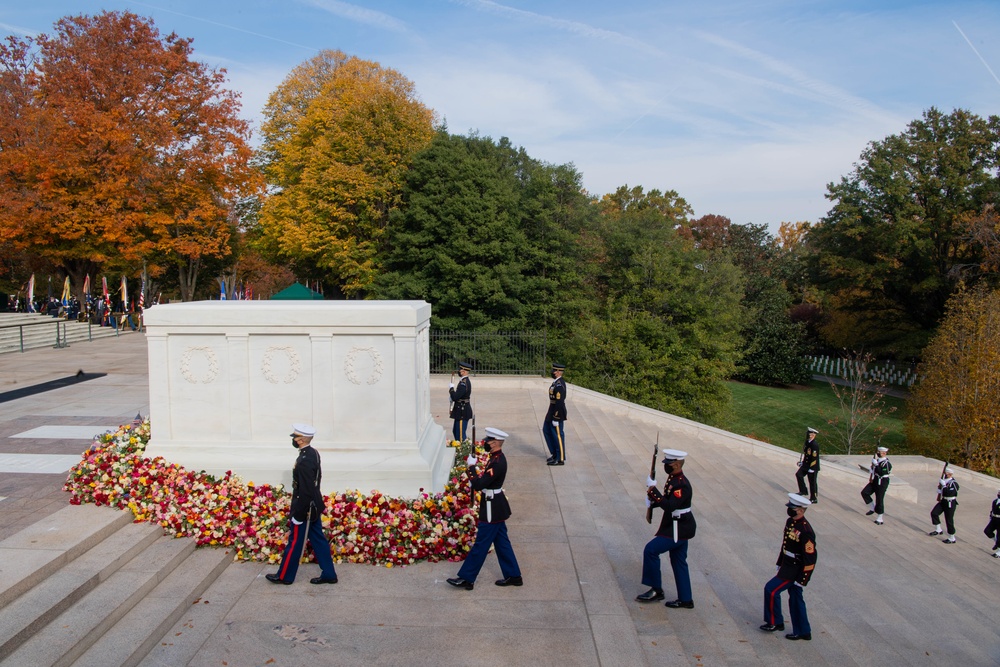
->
269, 282, 325, 300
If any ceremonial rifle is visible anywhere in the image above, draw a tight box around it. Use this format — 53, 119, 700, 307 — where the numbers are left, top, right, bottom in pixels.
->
937, 458, 950, 501
645, 432, 659, 524
449, 371, 455, 415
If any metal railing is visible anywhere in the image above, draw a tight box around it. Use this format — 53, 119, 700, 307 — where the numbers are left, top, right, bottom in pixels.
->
430, 330, 547, 375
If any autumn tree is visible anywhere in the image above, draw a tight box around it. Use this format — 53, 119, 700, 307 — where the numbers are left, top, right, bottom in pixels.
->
906, 286, 1000, 474
0, 12, 260, 301
808, 107, 1000, 356
255, 50, 436, 298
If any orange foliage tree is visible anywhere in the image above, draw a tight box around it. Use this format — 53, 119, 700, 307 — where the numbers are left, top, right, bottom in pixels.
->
0, 11, 261, 301
255, 50, 436, 298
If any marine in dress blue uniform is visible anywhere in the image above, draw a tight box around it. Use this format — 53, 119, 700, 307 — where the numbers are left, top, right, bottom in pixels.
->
636, 449, 697, 609
761, 493, 817, 641
449, 361, 474, 442
447, 427, 522, 590
861, 446, 892, 524
543, 363, 567, 466
929, 468, 959, 543
795, 428, 820, 503
266, 423, 339, 586
983, 490, 1000, 558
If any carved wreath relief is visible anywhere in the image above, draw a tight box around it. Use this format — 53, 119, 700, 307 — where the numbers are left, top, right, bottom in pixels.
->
179, 346, 220, 384
261, 345, 302, 384
344, 345, 384, 385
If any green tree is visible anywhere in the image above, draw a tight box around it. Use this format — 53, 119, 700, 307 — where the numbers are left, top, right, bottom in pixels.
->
255, 50, 436, 298
371, 131, 592, 331
906, 286, 1000, 474
567, 186, 745, 424
809, 107, 1000, 356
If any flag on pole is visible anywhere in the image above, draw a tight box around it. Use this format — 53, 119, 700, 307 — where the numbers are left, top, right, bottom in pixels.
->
102, 276, 110, 312
61, 276, 71, 307
138, 278, 145, 312
26, 274, 35, 312
83, 274, 91, 296
245, 282, 253, 300
120, 276, 128, 312
219, 277, 227, 300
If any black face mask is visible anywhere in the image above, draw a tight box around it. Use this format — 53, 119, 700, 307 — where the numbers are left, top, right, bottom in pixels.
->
787, 507, 798, 518
291, 437, 299, 449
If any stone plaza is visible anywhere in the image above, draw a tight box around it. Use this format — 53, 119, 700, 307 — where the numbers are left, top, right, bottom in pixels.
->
0, 331, 998, 665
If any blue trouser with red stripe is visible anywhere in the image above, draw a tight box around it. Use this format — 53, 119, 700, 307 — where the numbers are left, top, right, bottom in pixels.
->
275, 518, 338, 583
641, 536, 692, 602
457, 521, 521, 583
764, 576, 810, 635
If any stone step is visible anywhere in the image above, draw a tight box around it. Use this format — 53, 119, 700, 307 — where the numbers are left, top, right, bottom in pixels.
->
138, 561, 262, 667
4, 534, 196, 667
70, 546, 233, 667
0, 521, 161, 662
0, 505, 135, 609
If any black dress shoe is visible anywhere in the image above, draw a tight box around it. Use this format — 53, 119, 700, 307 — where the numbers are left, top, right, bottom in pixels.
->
495, 576, 523, 586
664, 599, 694, 609
635, 588, 665, 602
310, 576, 338, 584
865, 510, 875, 516
759, 623, 784, 632
447, 577, 474, 590
265, 573, 292, 585
810, 498, 818, 504
547, 460, 564, 466
785, 633, 811, 641
546, 456, 555, 463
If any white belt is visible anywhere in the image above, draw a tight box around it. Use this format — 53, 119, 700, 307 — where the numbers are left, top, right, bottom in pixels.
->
483, 488, 504, 499
671, 508, 691, 518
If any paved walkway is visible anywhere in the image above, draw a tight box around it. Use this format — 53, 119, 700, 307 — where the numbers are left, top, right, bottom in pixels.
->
1, 334, 998, 666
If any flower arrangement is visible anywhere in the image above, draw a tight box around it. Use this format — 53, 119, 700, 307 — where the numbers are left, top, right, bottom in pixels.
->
63, 420, 483, 566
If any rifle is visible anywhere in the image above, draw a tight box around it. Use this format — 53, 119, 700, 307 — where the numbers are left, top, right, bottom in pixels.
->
645, 433, 659, 524
937, 459, 949, 501
449, 371, 455, 415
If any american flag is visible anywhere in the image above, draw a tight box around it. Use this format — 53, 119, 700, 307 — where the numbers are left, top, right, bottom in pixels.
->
138, 279, 145, 312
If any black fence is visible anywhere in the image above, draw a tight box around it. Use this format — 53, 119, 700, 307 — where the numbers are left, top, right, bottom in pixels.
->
429, 330, 547, 375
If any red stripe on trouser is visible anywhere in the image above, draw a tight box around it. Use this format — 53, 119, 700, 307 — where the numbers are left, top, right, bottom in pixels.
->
768, 579, 792, 623
278, 523, 301, 579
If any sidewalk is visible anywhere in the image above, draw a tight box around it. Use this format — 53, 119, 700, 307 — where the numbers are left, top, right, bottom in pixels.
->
1, 334, 998, 666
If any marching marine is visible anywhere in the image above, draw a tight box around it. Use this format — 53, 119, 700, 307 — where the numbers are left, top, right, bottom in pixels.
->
861, 446, 892, 524
447, 427, 522, 590
635, 449, 697, 609
449, 361, 473, 442
760, 493, 817, 641
929, 467, 959, 543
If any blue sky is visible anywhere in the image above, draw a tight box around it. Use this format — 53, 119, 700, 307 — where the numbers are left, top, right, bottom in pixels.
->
3, 1, 999, 229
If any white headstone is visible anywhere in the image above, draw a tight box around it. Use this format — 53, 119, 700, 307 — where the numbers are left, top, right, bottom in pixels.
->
143, 300, 453, 497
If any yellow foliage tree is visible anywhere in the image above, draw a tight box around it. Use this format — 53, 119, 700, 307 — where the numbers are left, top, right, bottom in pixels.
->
256, 50, 436, 297
906, 286, 1000, 474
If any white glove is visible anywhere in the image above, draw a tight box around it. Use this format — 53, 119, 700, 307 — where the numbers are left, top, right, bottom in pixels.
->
291, 518, 303, 525
794, 581, 804, 588
645, 497, 651, 508
466, 454, 477, 466
551, 420, 559, 427
646, 476, 656, 487
449, 383, 454, 389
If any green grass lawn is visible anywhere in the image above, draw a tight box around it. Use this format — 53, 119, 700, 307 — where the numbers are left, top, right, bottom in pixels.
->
722, 379, 911, 456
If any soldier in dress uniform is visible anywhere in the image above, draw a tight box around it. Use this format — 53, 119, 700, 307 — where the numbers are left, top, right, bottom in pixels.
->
983, 489, 1000, 558
543, 363, 568, 466
795, 427, 820, 503
929, 467, 960, 543
861, 446, 892, 524
266, 423, 339, 586
447, 427, 522, 590
760, 493, 817, 641
449, 361, 474, 442
635, 449, 697, 609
